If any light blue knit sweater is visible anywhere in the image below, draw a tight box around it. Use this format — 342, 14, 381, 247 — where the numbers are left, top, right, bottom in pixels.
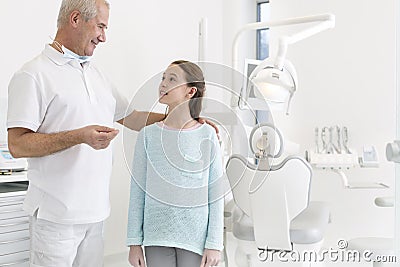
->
126, 123, 224, 256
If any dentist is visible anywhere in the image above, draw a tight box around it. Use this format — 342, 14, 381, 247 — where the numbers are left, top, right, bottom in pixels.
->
6, 0, 166, 266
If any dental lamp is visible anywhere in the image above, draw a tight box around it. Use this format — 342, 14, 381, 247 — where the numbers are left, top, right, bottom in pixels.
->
233, 13, 335, 113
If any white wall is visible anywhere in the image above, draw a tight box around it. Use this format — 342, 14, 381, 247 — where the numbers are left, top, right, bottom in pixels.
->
268, 0, 396, 247
1, 0, 224, 256
0, 1, 60, 141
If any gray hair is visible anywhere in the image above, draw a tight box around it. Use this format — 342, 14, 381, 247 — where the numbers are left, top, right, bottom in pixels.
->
57, 0, 110, 28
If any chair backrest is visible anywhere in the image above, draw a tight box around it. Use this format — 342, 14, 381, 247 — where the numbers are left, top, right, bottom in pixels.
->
226, 155, 253, 217
249, 156, 312, 251
226, 154, 312, 251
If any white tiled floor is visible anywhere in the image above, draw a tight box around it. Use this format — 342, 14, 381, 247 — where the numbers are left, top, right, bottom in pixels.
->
104, 234, 375, 267
222, 232, 373, 267
104, 252, 129, 267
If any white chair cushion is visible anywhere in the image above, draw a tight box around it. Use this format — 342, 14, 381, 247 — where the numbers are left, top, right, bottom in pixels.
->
232, 201, 330, 245
290, 201, 331, 244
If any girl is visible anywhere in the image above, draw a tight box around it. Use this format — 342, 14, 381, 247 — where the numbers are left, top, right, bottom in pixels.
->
127, 60, 224, 267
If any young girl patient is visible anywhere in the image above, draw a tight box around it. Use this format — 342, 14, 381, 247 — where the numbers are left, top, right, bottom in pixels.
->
127, 60, 224, 267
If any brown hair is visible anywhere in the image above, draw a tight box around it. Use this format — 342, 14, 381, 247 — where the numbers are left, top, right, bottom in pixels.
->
170, 60, 205, 121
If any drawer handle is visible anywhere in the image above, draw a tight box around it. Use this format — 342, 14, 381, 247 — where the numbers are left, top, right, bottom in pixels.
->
0, 220, 29, 227
0, 199, 24, 205
0, 249, 29, 257
1, 229, 29, 236
0, 209, 24, 215
0, 258, 29, 266
0, 237, 29, 245
0, 202, 24, 207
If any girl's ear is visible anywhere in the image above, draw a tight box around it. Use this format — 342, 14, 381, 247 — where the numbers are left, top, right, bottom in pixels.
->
188, 87, 197, 98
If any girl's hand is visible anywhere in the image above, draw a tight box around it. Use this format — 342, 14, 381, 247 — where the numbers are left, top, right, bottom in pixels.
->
200, 249, 221, 267
199, 118, 220, 140
128, 245, 146, 267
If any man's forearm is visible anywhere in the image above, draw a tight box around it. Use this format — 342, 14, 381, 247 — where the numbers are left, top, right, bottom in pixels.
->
9, 125, 119, 158
8, 128, 84, 158
118, 111, 165, 131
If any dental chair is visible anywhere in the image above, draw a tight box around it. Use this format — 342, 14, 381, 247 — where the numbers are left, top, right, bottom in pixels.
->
226, 123, 331, 267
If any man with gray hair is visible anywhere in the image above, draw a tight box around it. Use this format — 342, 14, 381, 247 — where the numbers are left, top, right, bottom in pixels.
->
7, 0, 165, 266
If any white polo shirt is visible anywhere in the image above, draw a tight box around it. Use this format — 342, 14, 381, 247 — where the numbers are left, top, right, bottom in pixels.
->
7, 44, 130, 224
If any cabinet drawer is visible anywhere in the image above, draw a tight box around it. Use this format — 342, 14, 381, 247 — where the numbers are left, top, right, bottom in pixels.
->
0, 229, 29, 244
0, 251, 29, 267
0, 196, 25, 207
0, 183, 28, 201
0, 238, 29, 258
0, 217, 29, 234
0, 204, 25, 221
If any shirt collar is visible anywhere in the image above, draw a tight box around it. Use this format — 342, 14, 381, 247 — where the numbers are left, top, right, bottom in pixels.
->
43, 44, 90, 67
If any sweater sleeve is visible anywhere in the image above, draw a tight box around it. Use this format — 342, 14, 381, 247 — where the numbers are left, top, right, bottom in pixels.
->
204, 133, 224, 251
127, 129, 147, 246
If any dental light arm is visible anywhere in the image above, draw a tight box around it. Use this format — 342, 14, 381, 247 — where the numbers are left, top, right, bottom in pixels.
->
232, 13, 335, 110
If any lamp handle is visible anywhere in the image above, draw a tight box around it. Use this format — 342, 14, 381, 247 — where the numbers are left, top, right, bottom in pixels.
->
249, 123, 284, 158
